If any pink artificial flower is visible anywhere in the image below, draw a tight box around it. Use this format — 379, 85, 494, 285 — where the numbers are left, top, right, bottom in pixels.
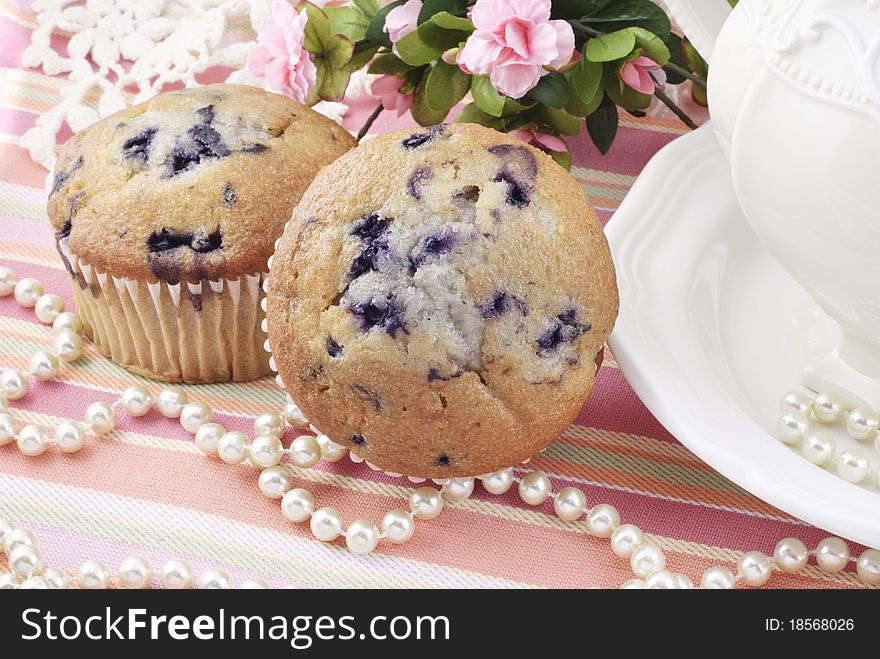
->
619, 56, 666, 95
247, 0, 317, 103
457, 0, 575, 99
509, 128, 567, 152
371, 75, 414, 117
385, 0, 422, 55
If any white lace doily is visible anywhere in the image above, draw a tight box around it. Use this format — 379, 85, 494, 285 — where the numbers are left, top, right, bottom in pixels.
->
18, 0, 372, 190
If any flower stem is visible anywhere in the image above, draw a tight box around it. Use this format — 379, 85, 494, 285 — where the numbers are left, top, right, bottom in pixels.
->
357, 104, 384, 141
649, 72, 699, 130
663, 61, 707, 87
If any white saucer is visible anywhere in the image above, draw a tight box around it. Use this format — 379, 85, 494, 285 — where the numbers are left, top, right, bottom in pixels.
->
607, 123, 880, 549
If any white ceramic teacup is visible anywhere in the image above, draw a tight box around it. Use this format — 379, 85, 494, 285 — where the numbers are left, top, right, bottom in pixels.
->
666, 0, 880, 404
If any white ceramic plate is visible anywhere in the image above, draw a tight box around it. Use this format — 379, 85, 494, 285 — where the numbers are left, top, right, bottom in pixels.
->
607, 123, 880, 549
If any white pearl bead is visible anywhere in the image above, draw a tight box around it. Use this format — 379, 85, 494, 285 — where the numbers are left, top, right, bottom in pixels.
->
156, 387, 188, 418
316, 433, 346, 462
54, 420, 85, 453
518, 471, 552, 505
14, 277, 44, 307
780, 390, 812, 416
619, 579, 645, 589
856, 549, 880, 585
0, 573, 19, 589
3, 528, 36, 553
802, 432, 835, 466
254, 412, 285, 437
409, 487, 444, 520
675, 573, 695, 589
381, 509, 415, 544
217, 431, 251, 464
239, 579, 270, 589
737, 551, 772, 587
346, 520, 380, 555
282, 401, 309, 428
17, 424, 49, 456
34, 293, 65, 324
53, 329, 83, 361
553, 487, 587, 521
443, 477, 474, 501
85, 401, 116, 434
20, 576, 51, 589
610, 524, 644, 559
777, 413, 809, 445
198, 568, 232, 589
773, 537, 809, 574
121, 385, 152, 416
586, 504, 620, 538
846, 406, 879, 441
194, 423, 225, 456
0, 393, 6, 412
0, 266, 16, 296
28, 350, 59, 381
118, 556, 152, 589
281, 488, 314, 523
310, 507, 344, 541
701, 565, 736, 589
0, 412, 17, 447
812, 392, 843, 423
289, 435, 321, 469
43, 567, 69, 589
815, 536, 850, 572
481, 468, 513, 495
52, 311, 83, 336
836, 448, 870, 483
76, 560, 110, 589
0, 368, 28, 400
9, 544, 43, 576
644, 569, 679, 589
249, 433, 283, 468
258, 465, 293, 499
630, 544, 666, 578
179, 402, 212, 433
160, 560, 193, 589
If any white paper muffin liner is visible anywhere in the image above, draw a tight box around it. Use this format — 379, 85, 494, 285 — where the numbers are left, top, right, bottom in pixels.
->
58, 237, 270, 383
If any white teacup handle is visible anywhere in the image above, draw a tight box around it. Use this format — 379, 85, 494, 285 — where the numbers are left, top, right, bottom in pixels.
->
663, 0, 732, 63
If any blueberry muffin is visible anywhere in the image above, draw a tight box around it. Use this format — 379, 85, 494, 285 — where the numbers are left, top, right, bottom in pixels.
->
47, 84, 356, 382
266, 123, 618, 477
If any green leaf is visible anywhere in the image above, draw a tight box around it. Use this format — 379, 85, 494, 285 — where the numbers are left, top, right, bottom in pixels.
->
551, 0, 613, 19
418, 0, 469, 23
502, 97, 535, 115
471, 75, 505, 117
565, 74, 604, 116
691, 82, 708, 107
603, 64, 652, 110
571, 54, 602, 104
548, 149, 572, 170
428, 11, 474, 32
529, 105, 582, 136
525, 73, 570, 107
367, 53, 416, 75
585, 29, 636, 62
325, 6, 370, 42
663, 33, 686, 84
682, 38, 708, 78
630, 26, 670, 65
348, 44, 379, 72
586, 96, 618, 154
395, 20, 470, 66
584, 0, 671, 41
425, 61, 471, 112
303, 4, 332, 54
411, 71, 450, 125
365, 0, 404, 48
354, 0, 380, 19
454, 102, 505, 129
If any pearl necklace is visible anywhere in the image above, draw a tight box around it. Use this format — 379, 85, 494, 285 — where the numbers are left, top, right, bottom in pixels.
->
2, 266, 879, 589
777, 390, 880, 488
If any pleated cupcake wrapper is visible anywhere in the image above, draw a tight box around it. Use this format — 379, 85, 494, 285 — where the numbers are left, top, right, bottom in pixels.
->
261, 233, 529, 482
58, 236, 270, 383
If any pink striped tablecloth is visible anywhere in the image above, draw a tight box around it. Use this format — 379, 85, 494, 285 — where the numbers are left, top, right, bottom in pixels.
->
0, 3, 869, 589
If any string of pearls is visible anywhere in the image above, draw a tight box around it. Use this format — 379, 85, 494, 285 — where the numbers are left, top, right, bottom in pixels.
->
778, 390, 880, 488
1, 266, 879, 588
